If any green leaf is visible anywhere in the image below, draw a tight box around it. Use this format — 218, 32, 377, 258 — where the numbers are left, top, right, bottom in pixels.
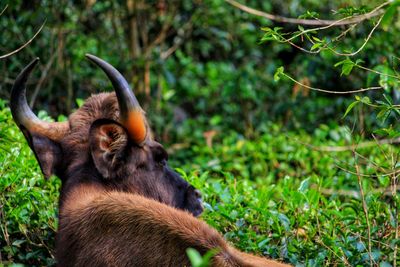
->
312, 36, 321, 42
342, 100, 359, 118
76, 98, 84, 107
274, 66, 285, 82
377, 108, 391, 122
359, 96, 371, 105
334, 58, 355, 76
381, 3, 399, 31
355, 59, 364, 65
12, 240, 26, 247
298, 177, 310, 193
186, 248, 203, 267
186, 248, 216, 267
383, 93, 393, 105
311, 43, 322, 51
375, 64, 400, 91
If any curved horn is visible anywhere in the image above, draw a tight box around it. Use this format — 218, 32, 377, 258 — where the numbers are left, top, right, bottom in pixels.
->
85, 54, 147, 146
11, 58, 69, 141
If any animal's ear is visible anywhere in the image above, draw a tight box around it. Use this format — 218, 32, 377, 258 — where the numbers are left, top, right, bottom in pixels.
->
23, 132, 62, 179
89, 119, 128, 179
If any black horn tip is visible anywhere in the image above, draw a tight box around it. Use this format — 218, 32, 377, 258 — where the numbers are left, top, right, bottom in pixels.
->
12, 58, 39, 91
85, 54, 102, 64
10, 57, 41, 129
11, 57, 40, 94
85, 54, 115, 73
85, 53, 95, 59
22, 57, 40, 74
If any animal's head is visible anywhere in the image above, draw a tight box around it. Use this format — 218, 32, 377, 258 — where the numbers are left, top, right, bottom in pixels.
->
10, 55, 203, 216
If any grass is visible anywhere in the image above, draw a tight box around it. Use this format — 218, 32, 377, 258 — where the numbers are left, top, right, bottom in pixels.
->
0, 99, 399, 266
0, 99, 59, 266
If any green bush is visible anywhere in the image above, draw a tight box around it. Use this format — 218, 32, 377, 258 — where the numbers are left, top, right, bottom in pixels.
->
1, 1, 400, 265
0, 100, 59, 265
1, 102, 399, 265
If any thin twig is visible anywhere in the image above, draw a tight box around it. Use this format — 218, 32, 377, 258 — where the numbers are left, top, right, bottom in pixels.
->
0, 20, 46, 59
161, 18, 194, 60
315, 238, 351, 266
0, 4, 8, 17
355, 151, 388, 173
353, 151, 375, 266
328, 14, 384, 57
282, 1, 388, 45
282, 72, 383, 94
333, 23, 358, 42
226, 0, 388, 26
315, 185, 399, 198
391, 152, 399, 267
144, 4, 178, 56
282, 14, 384, 57
334, 163, 400, 178
317, 137, 400, 152
357, 64, 400, 80
299, 23, 358, 54
372, 134, 391, 164
0, 201, 10, 247
293, 135, 400, 177
29, 51, 57, 107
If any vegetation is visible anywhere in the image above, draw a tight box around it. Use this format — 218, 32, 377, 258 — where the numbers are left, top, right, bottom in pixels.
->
1, 0, 400, 266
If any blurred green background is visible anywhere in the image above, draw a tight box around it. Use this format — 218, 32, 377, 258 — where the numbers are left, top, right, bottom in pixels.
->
1, 0, 397, 138
1, 0, 399, 266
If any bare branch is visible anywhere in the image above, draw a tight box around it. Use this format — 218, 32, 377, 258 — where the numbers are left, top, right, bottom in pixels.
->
315, 238, 351, 266
315, 185, 400, 198
328, 14, 384, 57
0, 20, 46, 60
357, 64, 400, 80
145, 3, 179, 56
334, 163, 400, 178
316, 137, 400, 152
29, 52, 57, 107
225, 0, 388, 26
0, 4, 8, 17
281, 71, 383, 94
280, 2, 387, 45
353, 151, 375, 266
279, 13, 384, 57
161, 18, 193, 60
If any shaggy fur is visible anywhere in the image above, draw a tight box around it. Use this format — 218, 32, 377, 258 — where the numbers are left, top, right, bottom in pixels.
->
15, 91, 289, 266
47, 93, 203, 217
57, 184, 291, 267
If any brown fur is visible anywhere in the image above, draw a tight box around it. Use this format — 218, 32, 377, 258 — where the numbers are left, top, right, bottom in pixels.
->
57, 184, 291, 267
16, 91, 289, 266
62, 92, 120, 172
52, 92, 202, 217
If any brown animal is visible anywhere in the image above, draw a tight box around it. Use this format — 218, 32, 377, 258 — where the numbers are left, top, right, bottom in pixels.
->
11, 55, 291, 266
11, 55, 203, 216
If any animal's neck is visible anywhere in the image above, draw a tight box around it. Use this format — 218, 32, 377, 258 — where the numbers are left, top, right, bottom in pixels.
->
57, 160, 103, 210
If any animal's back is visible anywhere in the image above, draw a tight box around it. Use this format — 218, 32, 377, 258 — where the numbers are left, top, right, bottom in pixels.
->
57, 184, 290, 267
57, 184, 224, 266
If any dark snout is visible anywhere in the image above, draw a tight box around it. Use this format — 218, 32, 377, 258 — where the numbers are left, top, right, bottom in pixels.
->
184, 185, 203, 217
164, 166, 203, 216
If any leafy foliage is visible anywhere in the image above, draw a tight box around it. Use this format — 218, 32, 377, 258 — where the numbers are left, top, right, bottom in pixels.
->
1, 104, 399, 265
0, 0, 394, 136
0, 101, 59, 265
1, 0, 400, 266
